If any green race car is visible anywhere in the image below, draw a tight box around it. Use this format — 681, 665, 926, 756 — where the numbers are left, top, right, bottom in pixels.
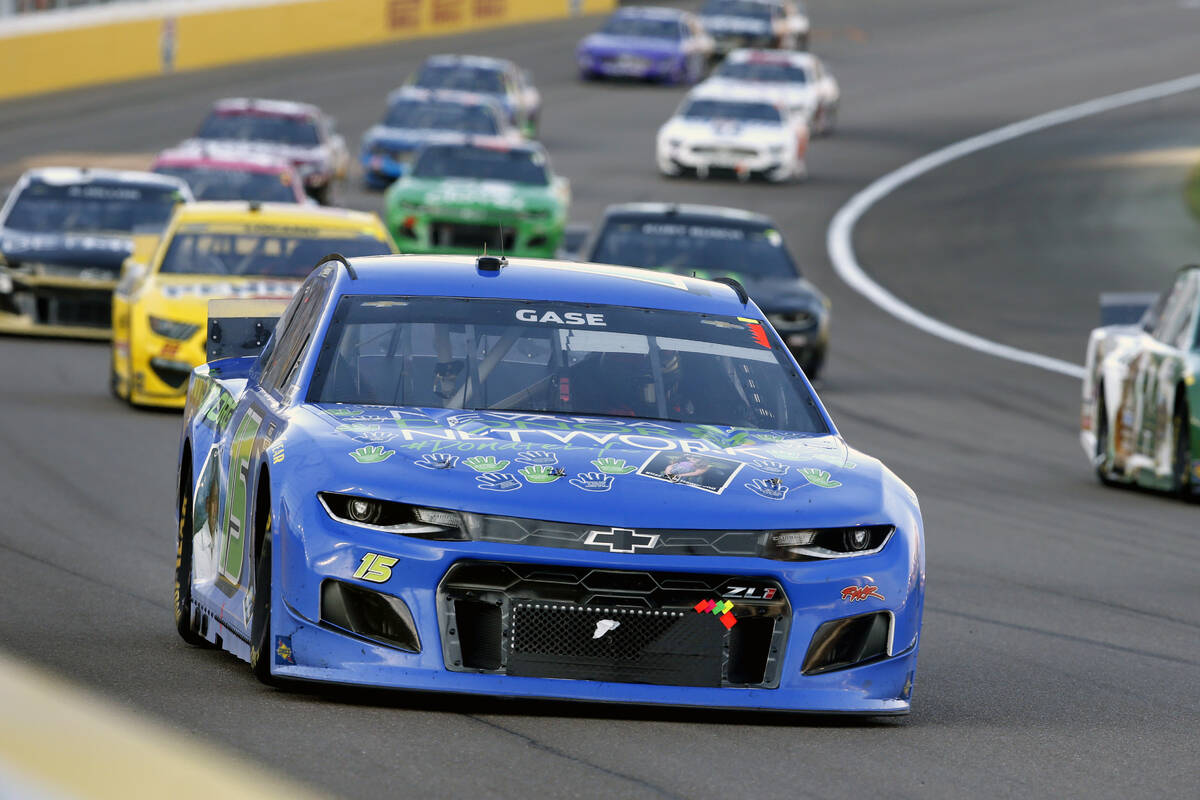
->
384, 138, 569, 258
1082, 264, 1200, 499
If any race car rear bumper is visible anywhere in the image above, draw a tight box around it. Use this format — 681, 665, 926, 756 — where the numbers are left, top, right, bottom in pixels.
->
658, 147, 796, 182
265, 506, 923, 714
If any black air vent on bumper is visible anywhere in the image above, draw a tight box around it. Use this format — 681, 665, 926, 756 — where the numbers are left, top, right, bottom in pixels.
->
321, 580, 421, 653
801, 611, 891, 675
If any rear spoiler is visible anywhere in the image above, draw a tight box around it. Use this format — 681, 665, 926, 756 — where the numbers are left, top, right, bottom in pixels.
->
206, 298, 290, 362
1099, 291, 1157, 327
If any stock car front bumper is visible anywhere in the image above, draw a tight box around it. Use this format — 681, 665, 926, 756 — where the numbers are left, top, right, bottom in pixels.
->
264, 500, 923, 714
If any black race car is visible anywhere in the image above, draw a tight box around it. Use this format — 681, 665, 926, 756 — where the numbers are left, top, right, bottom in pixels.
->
580, 203, 830, 377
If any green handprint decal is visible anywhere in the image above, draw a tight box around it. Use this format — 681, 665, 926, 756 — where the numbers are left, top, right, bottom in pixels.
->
464, 456, 510, 473
592, 457, 636, 475
519, 465, 563, 484
350, 445, 394, 464
327, 408, 364, 417
799, 467, 841, 488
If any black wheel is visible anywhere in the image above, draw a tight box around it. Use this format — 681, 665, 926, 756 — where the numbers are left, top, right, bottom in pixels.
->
1094, 390, 1118, 487
311, 182, 332, 206
174, 464, 210, 646
1170, 395, 1193, 499
803, 351, 824, 382
249, 507, 279, 686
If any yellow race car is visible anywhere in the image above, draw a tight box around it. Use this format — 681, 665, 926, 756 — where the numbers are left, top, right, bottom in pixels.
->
111, 201, 394, 408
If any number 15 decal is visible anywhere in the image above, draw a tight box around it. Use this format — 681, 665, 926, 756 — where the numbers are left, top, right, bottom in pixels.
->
354, 553, 398, 583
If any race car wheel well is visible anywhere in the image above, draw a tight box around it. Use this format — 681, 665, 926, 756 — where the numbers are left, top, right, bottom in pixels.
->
252, 465, 271, 565
1172, 385, 1193, 498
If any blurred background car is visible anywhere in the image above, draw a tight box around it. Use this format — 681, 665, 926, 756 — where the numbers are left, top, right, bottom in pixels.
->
700, 49, 839, 134
110, 201, 394, 407
152, 143, 308, 203
182, 98, 348, 205
384, 137, 569, 258
409, 55, 542, 138
698, 0, 811, 55
576, 5, 714, 85
359, 87, 520, 190
0, 167, 191, 338
579, 202, 830, 378
656, 85, 810, 182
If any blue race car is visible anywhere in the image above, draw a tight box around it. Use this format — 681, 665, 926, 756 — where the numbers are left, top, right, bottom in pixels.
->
359, 88, 520, 190
175, 253, 924, 714
577, 6, 715, 85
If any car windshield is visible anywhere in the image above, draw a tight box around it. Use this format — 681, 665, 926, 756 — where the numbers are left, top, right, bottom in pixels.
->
196, 112, 321, 147
154, 166, 299, 203
590, 218, 798, 279
383, 99, 500, 134
701, 0, 773, 21
717, 60, 808, 83
158, 227, 391, 277
680, 99, 782, 124
3, 181, 181, 234
309, 297, 826, 432
602, 16, 682, 39
414, 65, 507, 96
410, 145, 549, 186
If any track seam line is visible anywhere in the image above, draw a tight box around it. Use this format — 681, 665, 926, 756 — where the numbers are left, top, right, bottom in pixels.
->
826, 71, 1200, 379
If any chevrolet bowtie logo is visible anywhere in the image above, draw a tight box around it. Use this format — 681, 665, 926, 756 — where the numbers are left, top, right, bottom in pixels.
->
583, 527, 659, 553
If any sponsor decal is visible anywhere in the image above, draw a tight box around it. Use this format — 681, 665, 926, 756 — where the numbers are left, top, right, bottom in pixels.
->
274, 635, 295, 666
841, 585, 885, 603
569, 472, 614, 492
592, 457, 636, 474
387, 0, 420, 29
354, 553, 399, 583
349, 445, 395, 464
722, 585, 777, 600
270, 445, 285, 464
415, 453, 458, 470
694, 598, 737, 629
745, 477, 788, 500
464, 456, 510, 472
518, 465, 565, 483
799, 467, 841, 488
159, 280, 298, 300
584, 527, 659, 553
637, 451, 744, 494
476, 472, 522, 492
432, 0, 463, 24
515, 309, 607, 327
592, 619, 620, 640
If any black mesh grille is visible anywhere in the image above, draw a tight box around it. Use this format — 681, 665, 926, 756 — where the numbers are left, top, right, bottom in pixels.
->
33, 288, 111, 328
438, 561, 790, 688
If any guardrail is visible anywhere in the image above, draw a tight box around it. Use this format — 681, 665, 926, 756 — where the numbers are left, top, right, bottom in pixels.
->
0, 0, 615, 101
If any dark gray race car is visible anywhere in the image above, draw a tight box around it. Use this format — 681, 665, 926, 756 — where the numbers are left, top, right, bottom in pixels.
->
580, 202, 830, 378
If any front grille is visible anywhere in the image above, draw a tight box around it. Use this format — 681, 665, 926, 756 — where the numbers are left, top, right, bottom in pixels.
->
431, 222, 516, 251
439, 561, 789, 688
691, 145, 759, 159
28, 286, 111, 328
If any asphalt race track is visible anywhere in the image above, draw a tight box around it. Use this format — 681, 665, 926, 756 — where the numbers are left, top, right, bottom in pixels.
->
1, 1, 1198, 797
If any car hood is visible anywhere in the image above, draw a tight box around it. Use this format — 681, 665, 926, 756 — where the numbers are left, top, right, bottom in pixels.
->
144, 275, 301, 320
701, 78, 816, 105
0, 229, 134, 271
395, 177, 557, 213
661, 118, 791, 144
288, 406, 910, 530
179, 138, 326, 165
362, 126, 472, 150
579, 33, 683, 57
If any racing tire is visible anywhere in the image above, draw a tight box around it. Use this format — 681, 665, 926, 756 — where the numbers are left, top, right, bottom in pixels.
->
1094, 389, 1119, 487
311, 182, 334, 206
174, 463, 211, 647
820, 105, 839, 136
249, 514, 279, 686
1170, 394, 1194, 500
797, 33, 810, 51
802, 352, 824, 382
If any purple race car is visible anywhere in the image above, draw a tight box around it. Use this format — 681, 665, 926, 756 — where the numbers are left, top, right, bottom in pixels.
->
577, 6, 714, 85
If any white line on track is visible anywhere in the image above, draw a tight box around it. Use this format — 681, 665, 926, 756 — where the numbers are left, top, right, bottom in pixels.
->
826, 72, 1200, 380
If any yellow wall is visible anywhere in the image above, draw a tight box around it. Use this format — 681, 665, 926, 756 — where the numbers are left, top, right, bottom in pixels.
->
0, 0, 615, 102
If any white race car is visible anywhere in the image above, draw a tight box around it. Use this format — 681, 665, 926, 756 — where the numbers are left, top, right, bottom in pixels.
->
699, 0, 811, 53
656, 86, 810, 182
700, 49, 839, 134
